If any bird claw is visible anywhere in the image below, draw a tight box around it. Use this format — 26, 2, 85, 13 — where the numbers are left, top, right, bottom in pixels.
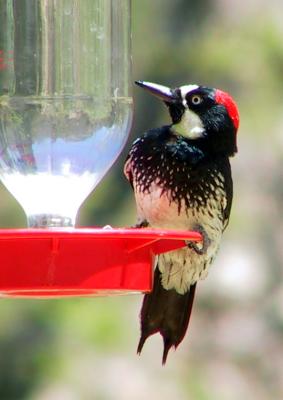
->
186, 241, 206, 255
186, 225, 211, 255
131, 220, 149, 228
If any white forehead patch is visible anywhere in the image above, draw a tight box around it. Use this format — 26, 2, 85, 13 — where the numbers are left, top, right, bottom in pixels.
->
180, 84, 199, 95
180, 84, 199, 107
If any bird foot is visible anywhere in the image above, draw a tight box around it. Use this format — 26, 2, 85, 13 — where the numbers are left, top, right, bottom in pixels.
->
131, 220, 149, 228
186, 225, 211, 255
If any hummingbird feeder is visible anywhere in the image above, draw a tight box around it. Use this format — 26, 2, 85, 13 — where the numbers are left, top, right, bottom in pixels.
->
0, 0, 201, 298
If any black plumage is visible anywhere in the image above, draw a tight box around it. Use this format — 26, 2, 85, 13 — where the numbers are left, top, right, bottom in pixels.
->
137, 268, 196, 365
124, 81, 239, 363
126, 125, 233, 219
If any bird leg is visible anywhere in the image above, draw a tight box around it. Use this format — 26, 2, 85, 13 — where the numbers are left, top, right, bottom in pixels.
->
186, 224, 211, 255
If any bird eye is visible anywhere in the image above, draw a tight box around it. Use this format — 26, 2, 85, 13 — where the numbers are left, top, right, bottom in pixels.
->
191, 95, 203, 105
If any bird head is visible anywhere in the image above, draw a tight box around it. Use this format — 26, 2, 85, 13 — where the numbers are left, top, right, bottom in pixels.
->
135, 81, 239, 156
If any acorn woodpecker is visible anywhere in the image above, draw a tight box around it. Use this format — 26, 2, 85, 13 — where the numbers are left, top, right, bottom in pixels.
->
124, 81, 239, 364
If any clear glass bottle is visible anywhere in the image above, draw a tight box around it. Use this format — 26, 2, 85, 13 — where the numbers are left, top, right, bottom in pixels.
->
0, 0, 132, 227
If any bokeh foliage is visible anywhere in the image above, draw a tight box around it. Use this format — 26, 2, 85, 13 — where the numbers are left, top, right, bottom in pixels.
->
0, 1, 283, 399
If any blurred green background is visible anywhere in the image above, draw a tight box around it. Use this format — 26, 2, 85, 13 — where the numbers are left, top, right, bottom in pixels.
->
1, 0, 283, 399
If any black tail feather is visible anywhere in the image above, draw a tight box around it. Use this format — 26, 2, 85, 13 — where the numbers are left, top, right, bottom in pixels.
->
138, 267, 196, 364
162, 337, 173, 365
137, 334, 147, 355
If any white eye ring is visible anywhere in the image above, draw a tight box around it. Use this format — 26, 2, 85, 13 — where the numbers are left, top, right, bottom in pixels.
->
191, 95, 203, 105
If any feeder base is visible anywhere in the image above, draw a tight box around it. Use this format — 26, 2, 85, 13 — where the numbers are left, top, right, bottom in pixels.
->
0, 228, 201, 298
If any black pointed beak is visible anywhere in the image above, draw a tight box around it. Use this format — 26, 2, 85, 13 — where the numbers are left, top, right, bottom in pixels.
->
135, 81, 175, 103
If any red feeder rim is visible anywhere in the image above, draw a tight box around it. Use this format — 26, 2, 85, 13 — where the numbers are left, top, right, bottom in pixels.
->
0, 228, 201, 298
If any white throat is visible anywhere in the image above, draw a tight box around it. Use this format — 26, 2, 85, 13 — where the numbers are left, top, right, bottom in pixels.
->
172, 108, 205, 139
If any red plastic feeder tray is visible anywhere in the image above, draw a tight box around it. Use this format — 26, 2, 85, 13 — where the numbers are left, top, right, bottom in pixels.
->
0, 228, 201, 298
